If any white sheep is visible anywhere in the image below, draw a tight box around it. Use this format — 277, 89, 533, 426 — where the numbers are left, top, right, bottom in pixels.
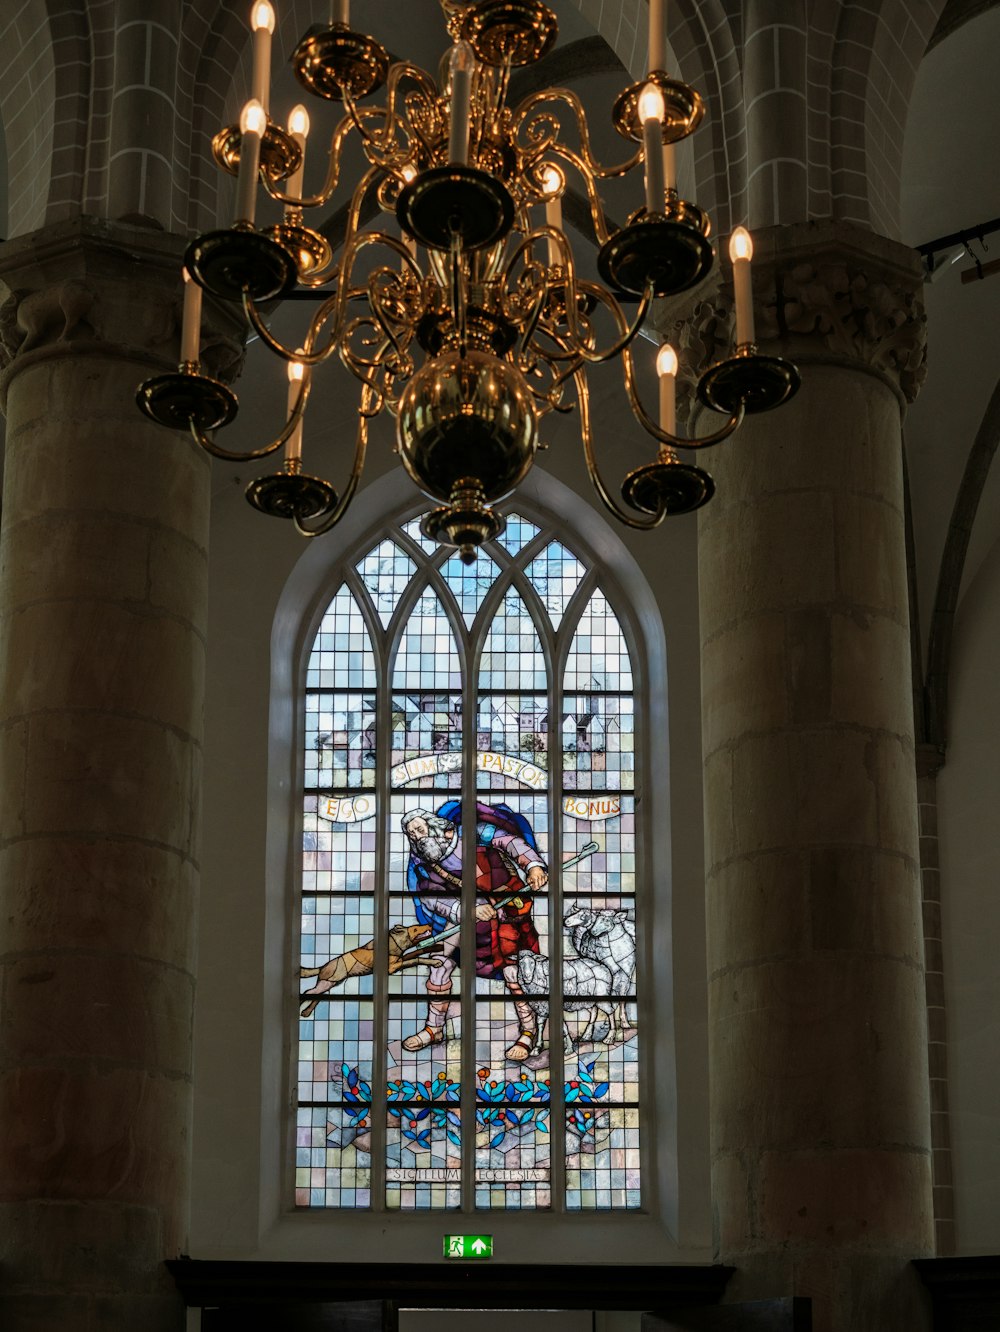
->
514, 950, 616, 1053
563, 905, 637, 1039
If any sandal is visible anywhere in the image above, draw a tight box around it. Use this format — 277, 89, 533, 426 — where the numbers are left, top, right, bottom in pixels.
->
505, 1030, 536, 1062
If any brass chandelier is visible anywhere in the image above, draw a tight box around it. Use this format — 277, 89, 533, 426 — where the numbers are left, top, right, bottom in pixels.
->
138, 0, 799, 561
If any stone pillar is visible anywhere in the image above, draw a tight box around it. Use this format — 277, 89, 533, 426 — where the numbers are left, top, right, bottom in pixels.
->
915, 747, 955, 1256
693, 221, 933, 1331
0, 218, 238, 1329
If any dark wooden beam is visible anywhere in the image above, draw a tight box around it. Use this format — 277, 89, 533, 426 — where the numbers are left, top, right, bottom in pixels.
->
914, 1255, 1000, 1330
642, 1299, 811, 1330
167, 1259, 734, 1313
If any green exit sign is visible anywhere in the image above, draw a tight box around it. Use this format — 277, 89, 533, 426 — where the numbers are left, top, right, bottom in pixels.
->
443, 1234, 494, 1259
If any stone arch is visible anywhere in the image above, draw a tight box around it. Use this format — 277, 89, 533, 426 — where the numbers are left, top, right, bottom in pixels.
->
830, 0, 949, 237
0, 0, 57, 237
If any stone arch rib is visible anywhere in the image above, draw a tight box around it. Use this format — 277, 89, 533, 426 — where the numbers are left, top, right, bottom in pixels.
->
831, 0, 947, 238
923, 375, 1000, 753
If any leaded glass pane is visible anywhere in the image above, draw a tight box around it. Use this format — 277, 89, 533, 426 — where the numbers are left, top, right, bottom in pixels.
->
525, 540, 587, 628
475, 1103, 550, 1210
562, 796, 636, 896
563, 590, 633, 691
401, 517, 441, 555
565, 1107, 640, 1210
438, 549, 501, 626
480, 590, 545, 691
476, 695, 549, 790
390, 693, 463, 789
561, 694, 634, 792
356, 539, 416, 627
302, 794, 378, 893
307, 585, 376, 690
305, 693, 376, 790
392, 589, 462, 691
495, 512, 540, 555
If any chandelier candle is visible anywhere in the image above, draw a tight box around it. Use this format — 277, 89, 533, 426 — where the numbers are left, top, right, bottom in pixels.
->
250, 1, 275, 114
729, 226, 755, 345
285, 104, 310, 215
180, 267, 202, 366
663, 138, 676, 193
286, 360, 305, 465
235, 100, 265, 224
448, 41, 476, 166
541, 166, 563, 266
657, 344, 678, 434
639, 84, 666, 214
649, 0, 665, 71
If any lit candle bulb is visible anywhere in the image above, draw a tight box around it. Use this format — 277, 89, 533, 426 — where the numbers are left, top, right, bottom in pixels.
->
285, 103, 310, 218
638, 83, 666, 215
729, 226, 755, 346
448, 40, 476, 167
657, 342, 678, 434
286, 358, 305, 465
649, 0, 665, 73
332, 0, 349, 22
250, 1, 275, 116
235, 99, 266, 225
180, 267, 202, 366
541, 165, 563, 267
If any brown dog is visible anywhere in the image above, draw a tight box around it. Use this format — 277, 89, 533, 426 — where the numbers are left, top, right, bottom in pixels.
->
300, 922, 434, 1017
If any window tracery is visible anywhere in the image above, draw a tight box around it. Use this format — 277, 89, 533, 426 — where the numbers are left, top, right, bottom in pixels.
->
296, 514, 640, 1212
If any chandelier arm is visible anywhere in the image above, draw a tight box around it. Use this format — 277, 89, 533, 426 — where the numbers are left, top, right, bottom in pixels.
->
242, 290, 342, 367
187, 375, 311, 463
548, 146, 619, 246
565, 281, 653, 367
341, 62, 439, 167
291, 381, 375, 538
366, 270, 413, 372
621, 344, 746, 449
337, 317, 396, 414
262, 113, 356, 209
574, 365, 667, 531
512, 88, 643, 182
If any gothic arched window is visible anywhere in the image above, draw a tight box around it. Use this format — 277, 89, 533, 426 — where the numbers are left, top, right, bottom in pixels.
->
295, 512, 640, 1213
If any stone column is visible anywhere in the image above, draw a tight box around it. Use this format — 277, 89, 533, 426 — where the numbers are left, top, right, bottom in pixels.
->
0, 218, 238, 1330
691, 221, 933, 1331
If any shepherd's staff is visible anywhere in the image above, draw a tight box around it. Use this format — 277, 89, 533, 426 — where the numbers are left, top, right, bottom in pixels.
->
400, 840, 600, 959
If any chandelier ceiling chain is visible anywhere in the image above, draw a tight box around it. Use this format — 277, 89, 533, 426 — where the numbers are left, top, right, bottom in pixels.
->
137, 0, 799, 562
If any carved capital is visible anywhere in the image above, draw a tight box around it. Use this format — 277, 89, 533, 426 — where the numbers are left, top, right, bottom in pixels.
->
0, 217, 243, 408
656, 219, 928, 417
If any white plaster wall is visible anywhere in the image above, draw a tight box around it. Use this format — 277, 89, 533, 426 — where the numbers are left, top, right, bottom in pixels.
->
937, 533, 1000, 1251
191, 357, 714, 1264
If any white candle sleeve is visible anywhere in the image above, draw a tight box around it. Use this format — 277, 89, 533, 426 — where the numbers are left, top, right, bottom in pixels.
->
649, 0, 665, 71
659, 371, 675, 434
286, 372, 305, 465
251, 28, 271, 114
643, 118, 665, 213
545, 196, 562, 266
733, 258, 755, 345
286, 134, 307, 208
448, 44, 475, 166
235, 127, 262, 224
663, 139, 676, 193
180, 274, 202, 365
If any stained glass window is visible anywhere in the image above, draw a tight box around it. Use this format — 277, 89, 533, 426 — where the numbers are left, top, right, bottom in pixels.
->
295, 514, 641, 1212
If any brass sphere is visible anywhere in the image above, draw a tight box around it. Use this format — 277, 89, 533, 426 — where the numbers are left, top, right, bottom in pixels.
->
396, 350, 537, 503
